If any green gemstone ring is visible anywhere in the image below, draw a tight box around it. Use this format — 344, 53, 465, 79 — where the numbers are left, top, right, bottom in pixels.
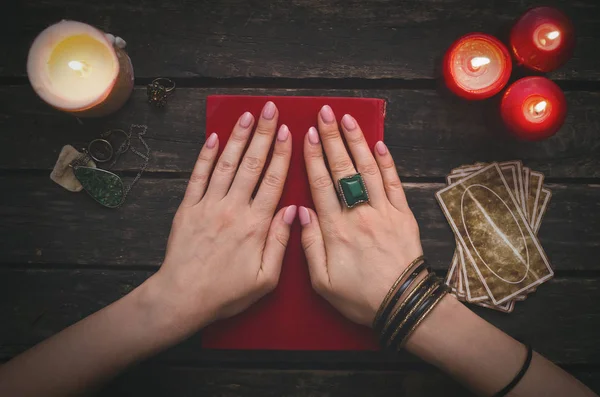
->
338, 173, 369, 208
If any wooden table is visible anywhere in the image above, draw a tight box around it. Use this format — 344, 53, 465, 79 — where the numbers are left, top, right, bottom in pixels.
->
2, 0, 600, 395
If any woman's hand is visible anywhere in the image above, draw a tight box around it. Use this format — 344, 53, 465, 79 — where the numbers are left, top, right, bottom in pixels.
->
300, 105, 423, 327
155, 101, 296, 331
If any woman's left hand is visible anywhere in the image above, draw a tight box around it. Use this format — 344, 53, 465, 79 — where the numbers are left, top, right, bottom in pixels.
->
299, 106, 423, 327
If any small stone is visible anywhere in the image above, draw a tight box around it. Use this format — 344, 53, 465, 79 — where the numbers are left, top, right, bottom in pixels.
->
50, 145, 96, 192
347, 179, 365, 198
73, 166, 124, 208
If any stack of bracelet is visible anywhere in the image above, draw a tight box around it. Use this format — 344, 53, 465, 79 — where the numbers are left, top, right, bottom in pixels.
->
373, 256, 450, 350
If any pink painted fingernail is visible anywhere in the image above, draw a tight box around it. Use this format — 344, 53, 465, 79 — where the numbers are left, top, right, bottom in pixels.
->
206, 132, 218, 149
308, 127, 320, 145
283, 205, 298, 225
320, 105, 335, 124
375, 141, 387, 155
263, 101, 276, 120
299, 206, 311, 226
239, 112, 253, 128
277, 124, 290, 142
341, 114, 356, 130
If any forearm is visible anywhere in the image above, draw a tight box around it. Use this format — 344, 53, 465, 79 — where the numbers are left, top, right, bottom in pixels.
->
405, 295, 597, 397
0, 273, 199, 397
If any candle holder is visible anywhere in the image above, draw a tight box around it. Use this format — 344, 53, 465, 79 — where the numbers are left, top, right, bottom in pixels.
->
27, 20, 134, 117
501, 76, 567, 141
443, 33, 512, 100
510, 7, 575, 72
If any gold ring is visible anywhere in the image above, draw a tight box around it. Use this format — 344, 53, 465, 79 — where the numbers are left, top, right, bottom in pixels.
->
147, 78, 176, 107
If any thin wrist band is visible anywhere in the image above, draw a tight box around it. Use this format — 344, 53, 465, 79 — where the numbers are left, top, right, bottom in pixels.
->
380, 271, 436, 346
372, 255, 424, 330
493, 343, 533, 397
387, 278, 443, 349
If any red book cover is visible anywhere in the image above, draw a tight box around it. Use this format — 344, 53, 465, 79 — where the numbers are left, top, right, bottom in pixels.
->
202, 95, 386, 351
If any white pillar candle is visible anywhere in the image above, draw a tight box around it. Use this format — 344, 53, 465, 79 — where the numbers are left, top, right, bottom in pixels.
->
27, 20, 134, 117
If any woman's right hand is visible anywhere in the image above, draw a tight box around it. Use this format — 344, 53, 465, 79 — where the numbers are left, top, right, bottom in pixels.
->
155, 101, 295, 333
299, 105, 423, 327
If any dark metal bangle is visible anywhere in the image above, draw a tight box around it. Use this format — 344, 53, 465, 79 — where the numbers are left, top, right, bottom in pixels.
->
392, 282, 449, 350
388, 278, 444, 350
372, 255, 424, 330
493, 343, 533, 397
380, 271, 437, 348
400, 285, 450, 349
374, 259, 428, 334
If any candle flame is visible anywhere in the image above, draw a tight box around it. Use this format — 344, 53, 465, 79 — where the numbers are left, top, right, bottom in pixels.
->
547, 30, 560, 40
67, 60, 92, 77
533, 100, 547, 114
68, 61, 84, 71
470, 56, 491, 69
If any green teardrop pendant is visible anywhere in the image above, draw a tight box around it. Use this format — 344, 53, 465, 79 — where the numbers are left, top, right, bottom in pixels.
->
73, 166, 125, 208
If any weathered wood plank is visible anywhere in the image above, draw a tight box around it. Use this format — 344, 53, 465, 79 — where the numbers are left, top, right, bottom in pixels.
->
0, 175, 598, 271
4, 0, 600, 80
99, 366, 600, 396
0, 268, 599, 366
101, 367, 473, 396
1, 87, 600, 178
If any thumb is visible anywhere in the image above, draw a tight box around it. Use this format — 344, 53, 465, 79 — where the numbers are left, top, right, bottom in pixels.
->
261, 205, 297, 291
299, 207, 329, 294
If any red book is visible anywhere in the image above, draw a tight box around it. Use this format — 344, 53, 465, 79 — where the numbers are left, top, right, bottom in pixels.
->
202, 95, 386, 351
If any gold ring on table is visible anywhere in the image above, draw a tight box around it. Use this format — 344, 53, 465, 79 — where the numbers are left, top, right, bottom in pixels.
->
147, 78, 176, 107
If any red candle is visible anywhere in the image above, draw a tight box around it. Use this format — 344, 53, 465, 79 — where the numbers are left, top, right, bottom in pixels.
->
510, 7, 575, 72
443, 33, 512, 100
501, 77, 567, 141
